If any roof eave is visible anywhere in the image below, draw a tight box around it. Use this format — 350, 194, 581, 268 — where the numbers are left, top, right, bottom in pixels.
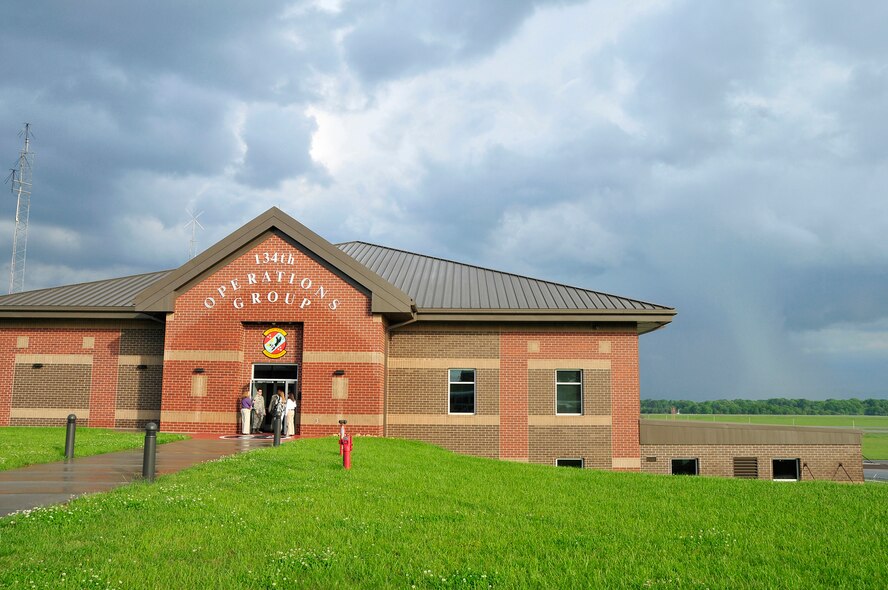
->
413, 307, 676, 333
0, 306, 162, 321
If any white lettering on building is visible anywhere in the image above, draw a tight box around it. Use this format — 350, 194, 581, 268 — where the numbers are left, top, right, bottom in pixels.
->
203, 251, 343, 313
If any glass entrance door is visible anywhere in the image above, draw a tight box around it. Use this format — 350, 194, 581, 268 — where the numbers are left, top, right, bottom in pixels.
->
251, 364, 299, 433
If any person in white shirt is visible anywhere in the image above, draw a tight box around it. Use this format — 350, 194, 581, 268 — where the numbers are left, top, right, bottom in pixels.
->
285, 392, 297, 438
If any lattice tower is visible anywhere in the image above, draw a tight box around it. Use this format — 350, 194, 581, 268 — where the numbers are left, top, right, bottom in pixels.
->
8, 123, 34, 294
185, 208, 204, 260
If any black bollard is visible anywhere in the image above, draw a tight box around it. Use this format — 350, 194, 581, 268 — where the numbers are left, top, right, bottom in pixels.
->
273, 416, 281, 447
64, 414, 77, 461
142, 422, 158, 482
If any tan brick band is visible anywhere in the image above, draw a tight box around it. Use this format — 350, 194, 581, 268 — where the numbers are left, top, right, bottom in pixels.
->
388, 414, 500, 426
115, 409, 161, 421
15, 354, 93, 365
301, 414, 384, 426
118, 355, 164, 366
528, 415, 612, 426
388, 358, 500, 369
11, 408, 90, 419
612, 457, 641, 469
502, 456, 529, 463
303, 351, 385, 364
163, 350, 244, 362
160, 410, 236, 424
527, 359, 611, 370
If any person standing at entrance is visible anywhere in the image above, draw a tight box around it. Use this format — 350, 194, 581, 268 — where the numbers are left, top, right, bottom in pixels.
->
271, 389, 285, 436
285, 392, 297, 438
240, 392, 253, 435
251, 388, 265, 433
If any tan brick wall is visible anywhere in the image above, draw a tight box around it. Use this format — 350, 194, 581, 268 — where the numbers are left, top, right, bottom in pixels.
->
529, 425, 611, 468
12, 364, 92, 422
115, 366, 163, 429
114, 327, 164, 428
388, 424, 499, 458
120, 328, 165, 355
640, 443, 863, 482
389, 330, 498, 358
388, 368, 499, 415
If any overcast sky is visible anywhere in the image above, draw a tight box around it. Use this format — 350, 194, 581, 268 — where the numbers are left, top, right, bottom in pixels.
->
1, 0, 886, 400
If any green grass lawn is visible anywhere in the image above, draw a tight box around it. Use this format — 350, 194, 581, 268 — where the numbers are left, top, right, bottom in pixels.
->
0, 437, 885, 589
0, 427, 189, 471
863, 434, 888, 460
645, 414, 888, 459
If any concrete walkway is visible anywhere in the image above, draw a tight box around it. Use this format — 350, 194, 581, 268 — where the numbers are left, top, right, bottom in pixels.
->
0, 436, 279, 517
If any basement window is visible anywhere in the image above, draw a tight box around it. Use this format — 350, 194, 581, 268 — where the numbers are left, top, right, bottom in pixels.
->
448, 369, 475, 414
671, 458, 699, 476
772, 458, 800, 481
556, 458, 584, 468
555, 370, 583, 415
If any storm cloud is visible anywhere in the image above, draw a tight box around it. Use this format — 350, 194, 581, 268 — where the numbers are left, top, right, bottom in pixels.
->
0, 0, 886, 400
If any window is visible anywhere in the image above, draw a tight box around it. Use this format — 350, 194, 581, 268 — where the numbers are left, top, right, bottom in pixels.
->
772, 458, 800, 481
733, 457, 759, 479
448, 369, 475, 414
671, 458, 699, 476
555, 370, 582, 414
556, 458, 584, 468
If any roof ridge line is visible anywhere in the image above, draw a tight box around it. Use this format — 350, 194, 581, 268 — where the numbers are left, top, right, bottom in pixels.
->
337, 240, 673, 310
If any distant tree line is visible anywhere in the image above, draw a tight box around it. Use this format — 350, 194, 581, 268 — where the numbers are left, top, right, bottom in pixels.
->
641, 398, 888, 416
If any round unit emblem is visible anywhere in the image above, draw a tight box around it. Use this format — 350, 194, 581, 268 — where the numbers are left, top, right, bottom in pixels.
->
262, 327, 288, 359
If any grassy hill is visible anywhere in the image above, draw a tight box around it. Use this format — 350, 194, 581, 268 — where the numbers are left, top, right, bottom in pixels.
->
1, 437, 885, 589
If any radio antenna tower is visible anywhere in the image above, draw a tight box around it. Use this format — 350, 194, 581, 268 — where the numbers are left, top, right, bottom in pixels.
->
185, 208, 204, 259
8, 123, 35, 294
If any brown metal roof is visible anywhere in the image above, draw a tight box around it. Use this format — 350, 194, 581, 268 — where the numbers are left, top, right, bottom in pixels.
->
0, 211, 675, 328
0, 270, 170, 309
338, 241, 672, 312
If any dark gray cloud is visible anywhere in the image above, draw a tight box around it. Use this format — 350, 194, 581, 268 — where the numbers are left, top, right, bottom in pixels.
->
341, 0, 573, 83
236, 105, 322, 188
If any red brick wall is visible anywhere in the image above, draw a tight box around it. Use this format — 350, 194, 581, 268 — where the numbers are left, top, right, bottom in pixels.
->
161, 233, 385, 434
0, 321, 161, 427
611, 332, 640, 469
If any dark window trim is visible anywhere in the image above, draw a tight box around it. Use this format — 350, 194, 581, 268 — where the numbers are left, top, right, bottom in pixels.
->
555, 369, 583, 415
448, 368, 476, 415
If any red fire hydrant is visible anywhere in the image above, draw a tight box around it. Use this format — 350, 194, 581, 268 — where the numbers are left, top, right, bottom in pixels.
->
342, 435, 353, 470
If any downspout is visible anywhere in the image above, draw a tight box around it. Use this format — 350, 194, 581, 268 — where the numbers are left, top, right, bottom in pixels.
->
383, 309, 419, 437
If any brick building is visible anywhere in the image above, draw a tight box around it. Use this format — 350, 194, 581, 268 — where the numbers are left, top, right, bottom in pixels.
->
0, 208, 862, 480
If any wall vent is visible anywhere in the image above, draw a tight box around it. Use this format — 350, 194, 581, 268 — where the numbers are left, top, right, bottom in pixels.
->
733, 457, 759, 479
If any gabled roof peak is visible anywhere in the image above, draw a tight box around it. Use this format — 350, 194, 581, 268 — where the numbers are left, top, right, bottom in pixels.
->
133, 208, 415, 316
